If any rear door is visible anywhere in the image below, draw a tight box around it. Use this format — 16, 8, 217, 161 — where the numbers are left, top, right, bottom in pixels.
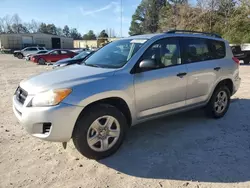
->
182, 37, 226, 105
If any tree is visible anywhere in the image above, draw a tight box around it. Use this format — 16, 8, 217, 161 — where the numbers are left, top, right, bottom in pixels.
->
82, 30, 96, 40
46, 24, 57, 35
98, 30, 108, 38
25, 20, 40, 33
129, 0, 166, 35
38, 23, 48, 33
159, 3, 202, 31
63, 25, 70, 37
12, 24, 28, 33
56, 27, 63, 36
70, 28, 82, 39
0, 15, 13, 33
167, 0, 188, 4
10, 14, 22, 33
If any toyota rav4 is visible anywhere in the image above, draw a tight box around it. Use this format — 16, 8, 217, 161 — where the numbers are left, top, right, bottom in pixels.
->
13, 30, 241, 159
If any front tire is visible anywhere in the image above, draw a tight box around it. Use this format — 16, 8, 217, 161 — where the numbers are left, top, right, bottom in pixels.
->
72, 104, 128, 160
38, 58, 46, 65
17, 53, 23, 59
206, 85, 231, 119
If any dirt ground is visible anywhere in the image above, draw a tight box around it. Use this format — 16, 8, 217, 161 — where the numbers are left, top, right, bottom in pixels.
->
0, 54, 250, 188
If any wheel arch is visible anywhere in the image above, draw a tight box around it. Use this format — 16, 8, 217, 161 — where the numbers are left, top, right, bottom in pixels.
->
74, 96, 133, 132
209, 78, 234, 102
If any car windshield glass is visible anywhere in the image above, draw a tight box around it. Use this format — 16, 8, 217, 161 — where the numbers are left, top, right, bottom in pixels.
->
73, 51, 90, 59
84, 39, 147, 68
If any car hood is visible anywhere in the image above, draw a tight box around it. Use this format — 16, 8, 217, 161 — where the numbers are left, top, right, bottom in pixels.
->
14, 50, 21, 53
20, 64, 116, 94
53, 58, 78, 66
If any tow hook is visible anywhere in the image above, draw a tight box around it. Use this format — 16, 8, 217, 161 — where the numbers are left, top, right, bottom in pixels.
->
62, 142, 67, 149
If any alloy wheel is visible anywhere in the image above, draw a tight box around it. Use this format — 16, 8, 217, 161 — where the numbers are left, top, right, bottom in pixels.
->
87, 116, 121, 152
214, 90, 228, 114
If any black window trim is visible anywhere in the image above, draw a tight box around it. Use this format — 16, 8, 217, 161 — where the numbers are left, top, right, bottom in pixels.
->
131, 37, 183, 74
180, 36, 226, 65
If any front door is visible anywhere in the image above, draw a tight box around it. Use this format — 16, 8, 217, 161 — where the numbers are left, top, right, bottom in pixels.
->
134, 37, 188, 119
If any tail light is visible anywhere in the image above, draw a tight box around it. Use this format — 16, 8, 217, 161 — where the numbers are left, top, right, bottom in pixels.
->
232, 57, 240, 64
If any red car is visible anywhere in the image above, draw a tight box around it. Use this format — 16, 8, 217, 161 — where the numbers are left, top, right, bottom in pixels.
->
31, 49, 76, 64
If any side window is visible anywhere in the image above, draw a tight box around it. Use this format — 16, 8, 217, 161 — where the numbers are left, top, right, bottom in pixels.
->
209, 40, 226, 59
24, 47, 31, 51
29, 47, 38, 51
141, 38, 181, 68
61, 50, 69, 54
50, 50, 59, 55
183, 38, 212, 63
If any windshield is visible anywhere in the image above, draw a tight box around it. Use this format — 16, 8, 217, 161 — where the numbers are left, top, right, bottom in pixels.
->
84, 39, 147, 68
73, 51, 91, 60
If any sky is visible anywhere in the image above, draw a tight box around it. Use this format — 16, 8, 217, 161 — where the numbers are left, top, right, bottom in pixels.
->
0, 0, 142, 37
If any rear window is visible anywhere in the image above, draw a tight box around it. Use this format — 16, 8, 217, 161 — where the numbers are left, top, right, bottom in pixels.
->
183, 38, 226, 63
38, 47, 44, 50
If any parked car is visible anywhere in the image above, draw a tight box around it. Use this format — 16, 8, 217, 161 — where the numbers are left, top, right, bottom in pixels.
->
52, 51, 95, 69
31, 49, 77, 64
230, 44, 250, 64
14, 47, 47, 59
25, 50, 48, 61
13, 30, 241, 159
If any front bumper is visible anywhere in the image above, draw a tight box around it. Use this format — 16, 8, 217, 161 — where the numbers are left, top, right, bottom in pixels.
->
12, 95, 83, 142
25, 56, 30, 61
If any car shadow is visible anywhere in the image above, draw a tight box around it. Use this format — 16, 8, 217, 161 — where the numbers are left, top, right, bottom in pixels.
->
100, 98, 250, 183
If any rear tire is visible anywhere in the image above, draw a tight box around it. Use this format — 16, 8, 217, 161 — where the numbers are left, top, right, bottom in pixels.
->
72, 104, 128, 160
205, 85, 230, 119
38, 58, 46, 65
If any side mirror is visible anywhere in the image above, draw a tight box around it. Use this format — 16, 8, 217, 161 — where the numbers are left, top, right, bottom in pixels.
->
139, 59, 156, 70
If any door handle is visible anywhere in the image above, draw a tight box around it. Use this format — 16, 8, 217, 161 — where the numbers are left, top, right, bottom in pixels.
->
214, 67, 221, 71
176, 72, 187, 77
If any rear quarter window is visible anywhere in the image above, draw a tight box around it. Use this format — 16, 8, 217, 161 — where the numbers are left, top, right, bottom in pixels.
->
183, 37, 226, 63
209, 40, 226, 59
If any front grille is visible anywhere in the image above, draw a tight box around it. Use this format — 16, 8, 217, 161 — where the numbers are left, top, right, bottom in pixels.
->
15, 87, 28, 105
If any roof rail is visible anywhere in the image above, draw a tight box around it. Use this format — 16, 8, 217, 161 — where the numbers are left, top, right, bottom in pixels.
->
166, 30, 222, 38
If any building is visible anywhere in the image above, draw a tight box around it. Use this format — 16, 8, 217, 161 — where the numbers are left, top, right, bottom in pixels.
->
0, 33, 73, 50
74, 38, 119, 49
74, 40, 97, 49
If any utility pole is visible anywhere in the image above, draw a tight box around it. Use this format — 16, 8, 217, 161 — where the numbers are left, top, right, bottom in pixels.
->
121, 0, 122, 37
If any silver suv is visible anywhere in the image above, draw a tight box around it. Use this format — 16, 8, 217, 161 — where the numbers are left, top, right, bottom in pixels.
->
13, 30, 241, 159
14, 46, 47, 59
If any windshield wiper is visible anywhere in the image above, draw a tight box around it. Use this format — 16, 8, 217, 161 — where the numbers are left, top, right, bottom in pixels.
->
87, 64, 101, 68
82, 62, 102, 68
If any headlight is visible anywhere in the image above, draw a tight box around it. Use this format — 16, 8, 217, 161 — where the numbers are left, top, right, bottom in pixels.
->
31, 88, 72, 107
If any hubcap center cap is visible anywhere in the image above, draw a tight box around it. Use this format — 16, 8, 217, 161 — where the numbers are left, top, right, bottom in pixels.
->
99, 129, 108, 138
